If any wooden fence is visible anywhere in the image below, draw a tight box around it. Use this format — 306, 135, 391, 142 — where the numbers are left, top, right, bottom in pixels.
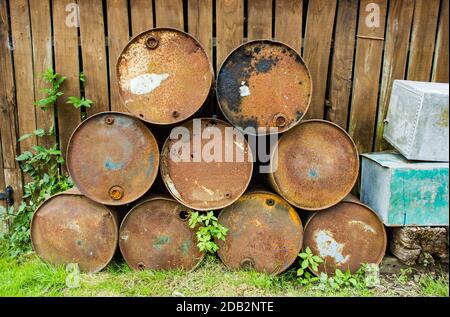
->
0, 0, 449, 209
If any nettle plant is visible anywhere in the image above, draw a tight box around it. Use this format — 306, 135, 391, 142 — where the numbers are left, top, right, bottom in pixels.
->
0, 68, 89, 258
188, 211, 228, 254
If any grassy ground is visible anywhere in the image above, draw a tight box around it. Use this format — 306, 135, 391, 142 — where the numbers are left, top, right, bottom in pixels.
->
0, 253, 448, 297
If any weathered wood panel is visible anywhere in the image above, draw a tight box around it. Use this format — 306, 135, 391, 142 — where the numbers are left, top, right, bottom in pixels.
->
375, 0, 414, 151
274, 0, 302, 53
78, 0, 110, 116
247, 0, 272, 40
216, 0, 243, 69
407, 0, 440, 81
349, 0, 387, 154
52, 0, 81, 164
188, 0, 213, 60
154, 0, 184, 29
327, 0, 358, 130
432, 0, 449, 83
303, 0, 337, 119
130, 0, 154, 35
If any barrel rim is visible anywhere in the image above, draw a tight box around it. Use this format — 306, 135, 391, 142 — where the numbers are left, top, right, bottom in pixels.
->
269, 119, 360, 211
116, 27, 215, 125
66, 111, 160, 206
216, 39, 313, 135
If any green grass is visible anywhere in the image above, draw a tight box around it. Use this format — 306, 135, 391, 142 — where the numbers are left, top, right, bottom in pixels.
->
0, 254, 448, 297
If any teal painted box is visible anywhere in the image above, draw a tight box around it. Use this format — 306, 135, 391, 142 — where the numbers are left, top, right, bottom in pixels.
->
361, 152, 449, 226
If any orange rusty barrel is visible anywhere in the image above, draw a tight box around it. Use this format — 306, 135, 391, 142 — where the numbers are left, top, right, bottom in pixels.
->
303, 196, 387, 275
30, 188, 119, 273
217, 191, 303, 275
269, 120, 359, 210
119, 196, 204, 271
67, 112, 160, 206
117, 28, 214, 124
160, 118, 253, 211
216, 40, 312, 134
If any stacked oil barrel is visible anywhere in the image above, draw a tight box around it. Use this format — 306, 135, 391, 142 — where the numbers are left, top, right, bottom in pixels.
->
31, 28, 386, 275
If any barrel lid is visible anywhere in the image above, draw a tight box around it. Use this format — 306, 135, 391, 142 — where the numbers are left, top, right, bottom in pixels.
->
119, 197, 204, 271
217, 192, 303, 275
67, 112, 159, 205
31, 192, 118, 273
117, 28, 214, 125
160, 118, 253, 211
217, 40, 312, 134
303, 200, 387, 275
362, 151, 449, 168
270, 120, 359, 210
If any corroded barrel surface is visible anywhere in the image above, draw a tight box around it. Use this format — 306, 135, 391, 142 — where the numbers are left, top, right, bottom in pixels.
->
269, 120, 359, 210
303, 197, 387, 275
67, 112, 159, 206
161, 118, 253, 211
117, 28, 213, 124
217, 191, 303, 275
119, 197, 204, 271
31, 189, 119, 273
217, 40, 311, 134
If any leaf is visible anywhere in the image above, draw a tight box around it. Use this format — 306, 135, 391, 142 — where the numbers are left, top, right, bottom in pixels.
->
16, 151, 33, 161
299, 253, 308, 259
34, 129, 46, 137
312, 255, 323, 263
18, 134, 33, 142
301, 259, 309, 269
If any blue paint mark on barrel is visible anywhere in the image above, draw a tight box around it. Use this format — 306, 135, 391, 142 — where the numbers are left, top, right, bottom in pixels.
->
105, 157, 125, 171
308, 168, 318, 179
153, 236, 170, 250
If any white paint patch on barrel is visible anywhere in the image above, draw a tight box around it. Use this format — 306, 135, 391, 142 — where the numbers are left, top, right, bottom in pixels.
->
239, 81, 251, 97
349, 220, 376, 233
314, 230, 349, 264
129, 73, 169, 95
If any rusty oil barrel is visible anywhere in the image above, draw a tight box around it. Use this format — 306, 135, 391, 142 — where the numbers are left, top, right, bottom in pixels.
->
303, 196, 387, 275
117, 28, 214, 125
216, 40, 312, 134
268, 120, 359, 210
119, 196, 204, 271
217, 191, 303, 275
160, 118, 253, 211
67, 112, 160, 206
30, 188, 119, 273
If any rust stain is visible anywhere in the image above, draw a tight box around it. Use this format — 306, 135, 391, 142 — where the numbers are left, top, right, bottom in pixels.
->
117, 28, 214, 125
217, 40, 312, 134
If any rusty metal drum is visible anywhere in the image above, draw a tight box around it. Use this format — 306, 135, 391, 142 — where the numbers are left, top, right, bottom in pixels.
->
160, 118, 253, 211
67, 112, 160, 206
303, 196, 387, 275
119, 196, 204, 271
117, 28, 214, 124
217, 40, 312, 134
269, 120, 359, 210
217, 191, 303, 275
31, 188, 119, 273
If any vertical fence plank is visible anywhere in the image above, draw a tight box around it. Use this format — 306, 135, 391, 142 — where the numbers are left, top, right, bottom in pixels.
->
274, 0, 302, 53
130, 0, 154, 35
9, 0, 36, 152
216, 0, 243, 69
247, 0, 272, 40
327, 0, 358, 130
29, 0, 55, 148
349, 0, 387, 154
53, 0, 81, 164
78, 0, 109, 116
0, 0, 22, 210
188, 0, 213, 60
154, 0, 184, 29
303, 0, 337, 119
107, 0, 129, 112
407, 0, 440, 81
432, 0, 449, 83
375, 0, 414, 151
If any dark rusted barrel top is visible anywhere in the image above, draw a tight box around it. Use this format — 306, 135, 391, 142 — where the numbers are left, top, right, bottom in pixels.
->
117, 28, 214, 124
67, 112, 160, 206
269, 120, 359, 210
303, 197, 387, 275
119, 196, 204, 271
216, 40, 312, 134
31, 188, 119, 273
217, 191, 303, 275
160, 118, 253, 211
